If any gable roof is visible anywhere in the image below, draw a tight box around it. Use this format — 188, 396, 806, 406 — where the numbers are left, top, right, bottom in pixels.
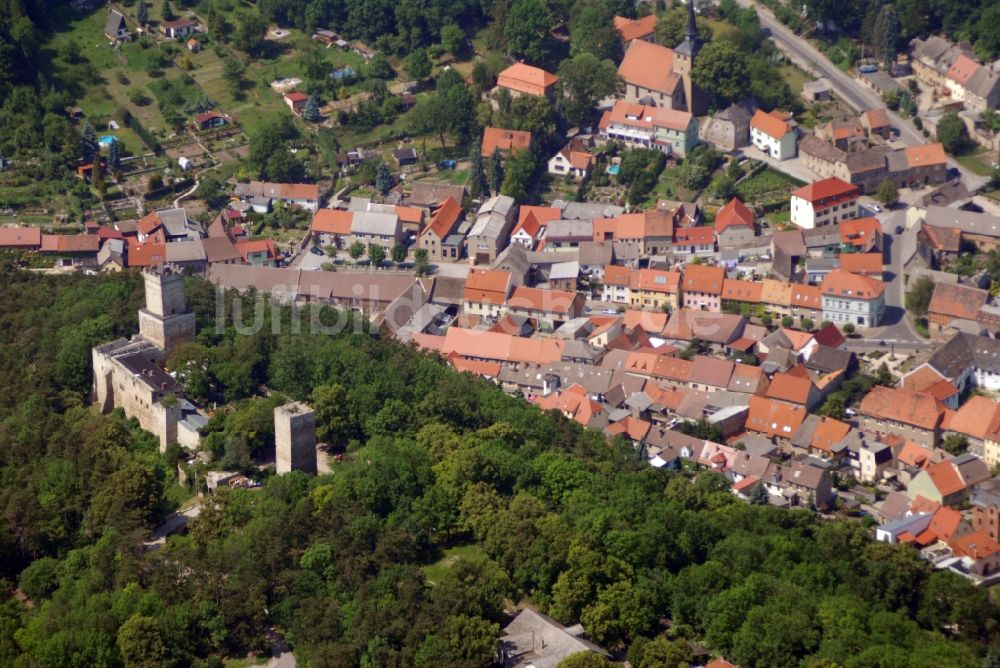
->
905, 143, 947, 169
750, 109, 793, 139
767, 372, 815, 405
311, 209, 354, 235
928, 282, 988, 322
617, 40, 680, 94
463, 269, 512, 304
497, 62, 559, 96
613, 14, 657, 42
715, 198, 754, 234
682, 264, 725, 295
482, 127, 532, 156
421, 197, 464, 240
0, 226, 42, 248
859, 385, 945, 431
747, 396, 807, 439
820, 270, 885, 300
792, 177, 858, 205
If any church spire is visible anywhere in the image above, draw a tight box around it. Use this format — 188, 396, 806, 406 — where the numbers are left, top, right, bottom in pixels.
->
684, 0, 700, 56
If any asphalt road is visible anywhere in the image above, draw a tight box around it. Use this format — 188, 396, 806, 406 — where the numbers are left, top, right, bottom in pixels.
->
739, 0, 989, 190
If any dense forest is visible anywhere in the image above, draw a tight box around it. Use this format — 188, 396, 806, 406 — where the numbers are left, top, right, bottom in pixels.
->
0, 266, 998, 667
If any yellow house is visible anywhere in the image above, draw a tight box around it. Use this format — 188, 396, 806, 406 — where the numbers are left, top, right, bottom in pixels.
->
628, 268, 680, 312
985, 436, 1000, 470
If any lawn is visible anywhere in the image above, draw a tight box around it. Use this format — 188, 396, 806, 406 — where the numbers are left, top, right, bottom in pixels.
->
422, 544, 487, 585
954, 147, 994, 177
736, 166, 804, 203
779, 64, 810, 97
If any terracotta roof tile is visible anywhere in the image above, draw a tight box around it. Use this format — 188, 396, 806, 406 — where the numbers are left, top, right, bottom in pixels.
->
497, 62, 559, 96
682, 264, 724, 295
750, 109, 792, 139
617, 40, 679, 94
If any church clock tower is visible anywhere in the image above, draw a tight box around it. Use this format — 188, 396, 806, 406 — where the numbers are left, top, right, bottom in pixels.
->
673, 0, 708, 116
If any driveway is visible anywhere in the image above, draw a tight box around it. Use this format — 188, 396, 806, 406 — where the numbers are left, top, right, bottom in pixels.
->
741, 146, 818, 183
739, 0, 989, 191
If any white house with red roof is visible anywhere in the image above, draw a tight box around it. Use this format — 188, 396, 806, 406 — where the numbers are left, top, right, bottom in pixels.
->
750, 109, 797, 160
820, 269, 886, 327
790, 177, 859, 229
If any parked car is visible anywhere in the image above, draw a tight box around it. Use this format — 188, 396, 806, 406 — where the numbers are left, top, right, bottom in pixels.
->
869, 203, 881, 213
310, 246, 324, 256
895, 225, 904, 234
437, 159, 456, 170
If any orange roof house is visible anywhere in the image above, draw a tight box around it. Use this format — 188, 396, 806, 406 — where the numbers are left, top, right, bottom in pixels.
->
810, 417, 851, 454
767, 372, 819, 409
311, 209, 353, 235
859, 385, 946, 434
791, 177, 859, 210
838, 252, 884, 276
905, 143, 947, 170
820, 270, 885, 300
496, 62, 559, 97
0, 226, 42, 249
506, 286, 583, 316
721, 278, 762, 303
715, 198, 755, 235
750, 109, 794, 139
927, 282, 988, 326
613, 14, 657, 43
420, 197, 464, 241
746, 396, 807, 440
681, 264, 724, 295
482, 127, 532, 157
839, 217, 883, 251
463, 269, 513, 305
535, 384, 606, 427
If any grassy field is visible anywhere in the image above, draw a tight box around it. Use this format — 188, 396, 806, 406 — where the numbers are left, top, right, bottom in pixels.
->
779, 64, 810, 97
422, 544, 487, 585
736, 166, 804, 203
954, 146, 994, 177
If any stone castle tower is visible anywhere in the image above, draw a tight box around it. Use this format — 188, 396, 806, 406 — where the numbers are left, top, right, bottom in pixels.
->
673, 0, 708, 116
138, 267, 196, 355
275, 402, 318, 475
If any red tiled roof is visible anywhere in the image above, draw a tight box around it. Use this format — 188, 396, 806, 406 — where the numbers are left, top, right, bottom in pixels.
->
838, 252, 883, 275
790, 283, 822, 310
682, 264, 724, 295
791, 177, 858, 206
839, 217, 882, 250
811, 322, 845, 347
599, 101, 693, 134
617, 40, 679, 94
715, 198, 754, 234
235, 238, 278, 262
905, 143, 947, 169
497, 62, 559, 96
746, 396, 807, 438
482, 127, 532, 156
311, 209, 353, 235
633, 268, 680, 293
750, 109, 793, 139
951, 529, 1000, 560
126, 238, 166, 267
767, 372, 814, 405
928, 282, 988, 322
507, 286, 580, 314
859, 385, 944, 431
421, 197, 463, 240
820, 270, 885, 299
613, 14, 657, 42
721, 278, 762, 303
924, 460, 966, 497
463, 269, 512, 304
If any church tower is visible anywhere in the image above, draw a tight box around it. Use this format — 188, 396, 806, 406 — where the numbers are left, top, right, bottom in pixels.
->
673, 0, 708, 116
138, 267, 196, 355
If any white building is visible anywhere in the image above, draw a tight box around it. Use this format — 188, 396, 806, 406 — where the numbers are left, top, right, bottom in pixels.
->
749, 109, 797, 160
819, 269, 886, 327
789, 177, 859, 229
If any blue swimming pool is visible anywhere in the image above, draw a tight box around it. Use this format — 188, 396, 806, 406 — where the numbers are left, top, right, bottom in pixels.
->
607, 164, 620, 175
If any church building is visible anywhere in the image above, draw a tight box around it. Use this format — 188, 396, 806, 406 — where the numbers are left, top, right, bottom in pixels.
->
616, 2, 707, 115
